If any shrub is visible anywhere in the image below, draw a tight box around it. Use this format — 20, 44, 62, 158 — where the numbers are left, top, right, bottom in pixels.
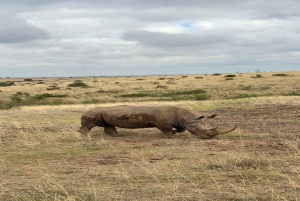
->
212, 73, 222, 76
47, 85, 60, 90
68, 81, 90, 88
225, 77, 234, 80
195, 77, 203, 79
0, 81, 15, 87
273, 73, 289, 77
225, 74, 236, 78
166, 81, 175, 84
24, 78, 33, 82
251, 74, 263, 78
11, 95, 22, 103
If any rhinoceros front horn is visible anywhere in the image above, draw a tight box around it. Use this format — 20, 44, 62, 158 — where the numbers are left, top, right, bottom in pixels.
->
200, 126, 237, 139
216, 126, 237, 135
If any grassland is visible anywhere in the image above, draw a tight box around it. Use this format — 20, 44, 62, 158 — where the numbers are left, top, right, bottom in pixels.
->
0, 72, 300, 200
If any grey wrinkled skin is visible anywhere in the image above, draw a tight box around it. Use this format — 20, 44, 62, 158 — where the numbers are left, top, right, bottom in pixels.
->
79, 105, 236, 139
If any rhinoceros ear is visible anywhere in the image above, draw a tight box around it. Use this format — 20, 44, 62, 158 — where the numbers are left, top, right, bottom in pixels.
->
197, 116, 205, 119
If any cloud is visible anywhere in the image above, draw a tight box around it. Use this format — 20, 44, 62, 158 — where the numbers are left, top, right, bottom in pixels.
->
253, 13, 295, 21
0, 13, 50, 43
123, 30, 235, 48
0, 0, 300, 77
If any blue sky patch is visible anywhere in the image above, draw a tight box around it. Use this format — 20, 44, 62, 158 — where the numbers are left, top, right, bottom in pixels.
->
180, 22, 192, 28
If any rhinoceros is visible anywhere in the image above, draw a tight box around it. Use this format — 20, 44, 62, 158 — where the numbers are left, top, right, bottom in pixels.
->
79, 105, 236, 139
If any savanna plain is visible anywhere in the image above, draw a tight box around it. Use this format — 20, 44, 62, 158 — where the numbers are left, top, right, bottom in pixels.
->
0, 72, 300, 200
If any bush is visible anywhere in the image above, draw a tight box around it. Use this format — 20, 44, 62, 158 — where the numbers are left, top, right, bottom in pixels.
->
0, 81, 15, 87
24, 78, 33, 82
68, 81, 90, 88
251, 74, 263, 78
156, 85, 167, 88
47, 85, 60, 90
212, 73, 222, 76
273, 73, 289, 77
225, 74, 236, 78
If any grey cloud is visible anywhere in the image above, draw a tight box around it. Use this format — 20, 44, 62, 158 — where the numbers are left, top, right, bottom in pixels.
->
123, 30, 235, 48
0, 13, 50, 43
254, 13, 294, 20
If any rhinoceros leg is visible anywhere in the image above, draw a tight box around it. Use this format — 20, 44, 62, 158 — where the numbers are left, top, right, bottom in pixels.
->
103, 125, 118, 135
156, 124, 176, 138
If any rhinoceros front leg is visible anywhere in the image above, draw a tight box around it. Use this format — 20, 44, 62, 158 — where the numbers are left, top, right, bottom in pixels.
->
103, 125, 118, 135
156, 124, 176, 138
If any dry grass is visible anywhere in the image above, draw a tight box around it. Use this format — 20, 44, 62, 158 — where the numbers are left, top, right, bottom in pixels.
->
1, 71, 300, 107
0, 72, 300, 200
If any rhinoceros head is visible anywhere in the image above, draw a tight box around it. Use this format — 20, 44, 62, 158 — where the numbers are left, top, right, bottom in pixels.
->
185, 115, 236, 139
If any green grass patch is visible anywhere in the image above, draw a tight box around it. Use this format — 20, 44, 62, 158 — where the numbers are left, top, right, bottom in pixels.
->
34, 93, 68, 100
283, 91, 300, 96
232, 93, 258, 99
120, 93, 152, 98
166, 89, 206, 96
0, 81, 15, 87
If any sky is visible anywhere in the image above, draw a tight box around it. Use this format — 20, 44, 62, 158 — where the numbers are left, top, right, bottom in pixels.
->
0, 0, 300, 78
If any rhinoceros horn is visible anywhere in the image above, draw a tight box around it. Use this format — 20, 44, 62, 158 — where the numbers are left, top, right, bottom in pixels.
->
199, 126, 237, 139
